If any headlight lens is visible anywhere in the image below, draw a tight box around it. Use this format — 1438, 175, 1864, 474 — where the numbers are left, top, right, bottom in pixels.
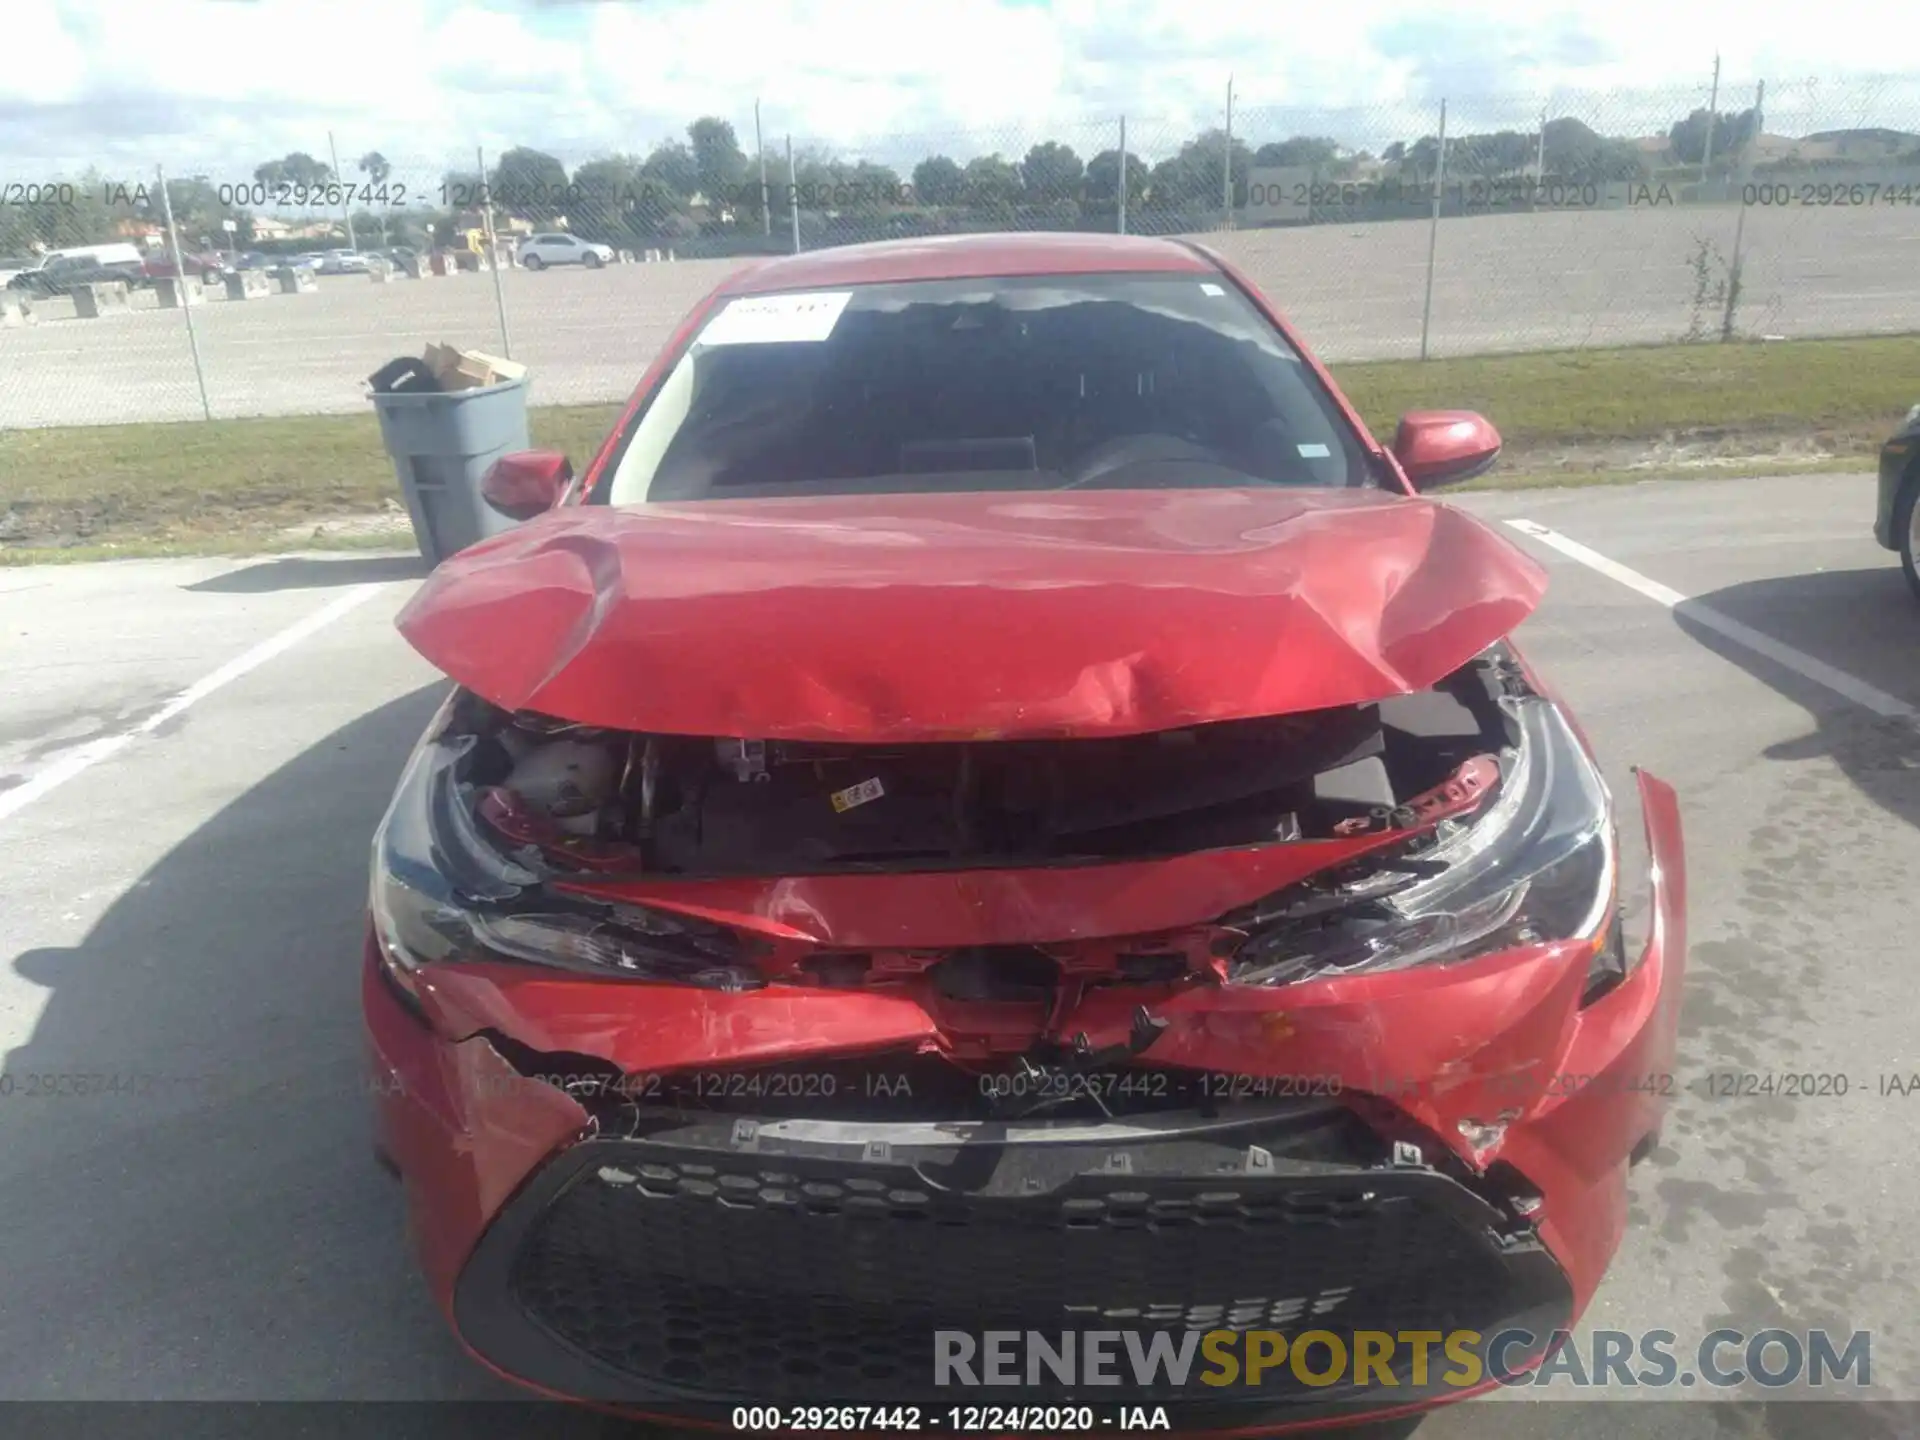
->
369, 697, 763, 990
1228, 698, 1617, 987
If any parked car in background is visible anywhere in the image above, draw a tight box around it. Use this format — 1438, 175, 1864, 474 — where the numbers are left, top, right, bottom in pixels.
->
33, 241, 144, 273
141, 251, 230, 284
5, 242, 147, 295
366, 232, 1688, 1434
316, 251, 374, 275
1873, 401, 1920, 601
240, 253, 311, 273
515, 231, 613, 269
6, 252, 146, 296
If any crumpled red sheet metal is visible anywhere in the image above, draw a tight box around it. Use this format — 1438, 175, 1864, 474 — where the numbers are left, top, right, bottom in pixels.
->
400, 772, 1685, 1196
553, 830, 1414, 950
395, 486, 1546, 743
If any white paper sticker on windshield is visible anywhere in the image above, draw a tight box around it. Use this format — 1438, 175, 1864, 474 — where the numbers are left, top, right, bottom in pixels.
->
698, 291, 853, 346
1297, 442, 1332, 458
1199, 282, 1225, 296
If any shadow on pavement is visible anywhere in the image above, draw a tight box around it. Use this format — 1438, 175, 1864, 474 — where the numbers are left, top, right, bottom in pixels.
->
185, 553, 431, 594
1672, 565, 1920, 833
0, 684, 503, 1403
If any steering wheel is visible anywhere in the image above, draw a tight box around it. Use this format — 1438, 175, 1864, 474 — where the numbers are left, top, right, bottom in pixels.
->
1058, 432, 1228, 490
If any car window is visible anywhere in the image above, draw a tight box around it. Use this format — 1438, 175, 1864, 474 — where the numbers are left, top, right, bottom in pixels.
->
601, 271, 1369, 504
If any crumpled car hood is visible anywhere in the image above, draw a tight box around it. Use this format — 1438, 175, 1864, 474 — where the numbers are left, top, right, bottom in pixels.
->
396, 486, 1545, 741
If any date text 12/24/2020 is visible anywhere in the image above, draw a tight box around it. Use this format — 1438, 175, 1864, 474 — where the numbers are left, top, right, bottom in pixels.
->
731, 1405, 1172, 1433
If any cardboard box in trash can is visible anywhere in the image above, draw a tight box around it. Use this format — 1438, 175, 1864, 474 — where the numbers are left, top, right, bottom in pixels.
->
423, 342, 528, 391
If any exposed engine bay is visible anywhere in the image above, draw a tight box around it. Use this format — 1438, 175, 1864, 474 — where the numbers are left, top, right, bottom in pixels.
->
378, 640, 1623, 1092
455, 646, 1530, 878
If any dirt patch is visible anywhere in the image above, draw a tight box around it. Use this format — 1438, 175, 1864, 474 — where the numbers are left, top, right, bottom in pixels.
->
275, 501, 414, 544
1498, 424, 1871, 479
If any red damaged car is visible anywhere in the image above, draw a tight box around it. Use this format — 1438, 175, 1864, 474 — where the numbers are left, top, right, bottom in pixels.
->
365, 233, 1686, 1432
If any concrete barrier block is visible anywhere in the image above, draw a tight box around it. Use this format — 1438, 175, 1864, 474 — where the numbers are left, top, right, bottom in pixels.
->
225, 271, 274, 300
72, 281, 130, 318
270, 266, 315, 294
0, 293, 34, 326
399, 255, 432, 278
368, 263, 395, 283
153, 276, 202, 308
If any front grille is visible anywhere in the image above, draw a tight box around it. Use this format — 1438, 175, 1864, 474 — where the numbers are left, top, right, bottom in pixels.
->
455, 1104, 1572, 1420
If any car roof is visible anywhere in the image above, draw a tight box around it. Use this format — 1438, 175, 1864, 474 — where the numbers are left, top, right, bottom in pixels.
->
721, 231, 1217, 296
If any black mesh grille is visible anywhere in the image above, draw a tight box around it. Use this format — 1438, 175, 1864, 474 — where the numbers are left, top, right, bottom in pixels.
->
475, 1117, 1569, 1408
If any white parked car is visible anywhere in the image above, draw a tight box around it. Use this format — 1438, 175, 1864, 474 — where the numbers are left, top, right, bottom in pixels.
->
516, 232, 613, 270
316, 251, 373, 275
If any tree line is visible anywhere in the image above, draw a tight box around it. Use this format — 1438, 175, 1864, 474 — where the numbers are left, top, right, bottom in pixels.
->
6, 102, 1880, 261
425, 107, 1775, 254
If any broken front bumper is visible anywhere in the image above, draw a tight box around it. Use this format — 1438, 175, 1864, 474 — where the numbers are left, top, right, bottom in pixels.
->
454, 1105, 1571, 1427
364, 772, 1686, 1430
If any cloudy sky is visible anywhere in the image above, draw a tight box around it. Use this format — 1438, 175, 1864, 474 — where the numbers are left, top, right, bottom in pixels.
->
7, 0, 1917, 185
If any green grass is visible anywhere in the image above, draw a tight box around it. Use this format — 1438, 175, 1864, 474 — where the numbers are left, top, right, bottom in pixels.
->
1333, 334, 1920, 446
0, 403, 625, 554
3, 334, 1914, 558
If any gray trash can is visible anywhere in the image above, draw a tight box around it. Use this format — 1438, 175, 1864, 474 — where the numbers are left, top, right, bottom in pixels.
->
369, 375, 532, 564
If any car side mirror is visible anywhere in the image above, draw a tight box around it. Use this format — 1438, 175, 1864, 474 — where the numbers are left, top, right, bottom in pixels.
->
481, 450, 574, 518
1391, 411, 1502, 490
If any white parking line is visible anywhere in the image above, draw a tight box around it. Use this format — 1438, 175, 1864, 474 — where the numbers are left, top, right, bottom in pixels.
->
0, 583, 389, 828
1506, 518, 1920, 722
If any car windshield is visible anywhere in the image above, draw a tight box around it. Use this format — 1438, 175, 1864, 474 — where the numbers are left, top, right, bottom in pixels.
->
600, 271, 1370, 504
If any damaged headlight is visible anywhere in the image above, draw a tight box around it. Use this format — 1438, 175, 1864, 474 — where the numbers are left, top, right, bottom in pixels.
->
1228, 698, 1617, 988
369, 695, 763, 990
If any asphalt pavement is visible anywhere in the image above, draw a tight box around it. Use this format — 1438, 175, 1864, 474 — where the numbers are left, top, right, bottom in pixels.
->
1, 471, 1917, 1438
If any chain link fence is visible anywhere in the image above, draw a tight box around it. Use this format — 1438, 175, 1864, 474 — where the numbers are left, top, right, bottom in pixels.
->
4, 73, 1920, 428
